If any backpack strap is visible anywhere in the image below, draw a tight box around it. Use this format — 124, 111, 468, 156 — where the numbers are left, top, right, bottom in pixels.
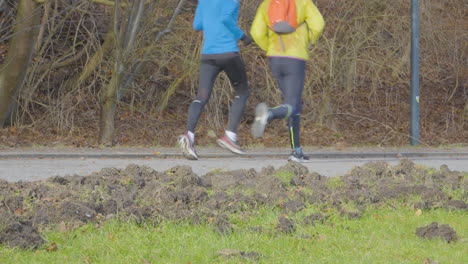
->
275, 21, 308, 52
279, 36, 286, 52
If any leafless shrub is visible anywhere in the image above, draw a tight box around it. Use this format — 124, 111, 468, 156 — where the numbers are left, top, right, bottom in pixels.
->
0, 0, 465, 146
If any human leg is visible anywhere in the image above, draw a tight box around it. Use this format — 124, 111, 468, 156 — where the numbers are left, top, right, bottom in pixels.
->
186, 60, 221, 133
179, 59, 221, 160
251, 57, 305, 139
287, 114, 310, 163
277, 59, 308, 162
269, 57, 305, 120
216, 56, 249, 154
223, 56, 249, 134
283, 60, 305, 150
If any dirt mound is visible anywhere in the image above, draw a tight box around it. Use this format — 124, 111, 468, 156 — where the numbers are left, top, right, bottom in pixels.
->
0, 218, 44, 249
0, 159, 466, 249
416, 222, 458, 243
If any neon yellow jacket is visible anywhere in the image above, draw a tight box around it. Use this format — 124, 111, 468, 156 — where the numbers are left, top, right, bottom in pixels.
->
250, 0, 325, 60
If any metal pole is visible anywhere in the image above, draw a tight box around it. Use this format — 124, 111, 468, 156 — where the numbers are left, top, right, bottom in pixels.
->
410, 0, 420, 145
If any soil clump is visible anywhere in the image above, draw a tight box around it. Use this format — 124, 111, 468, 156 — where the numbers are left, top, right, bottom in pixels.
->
0, 159, 466, 249
416, 222, 458, 243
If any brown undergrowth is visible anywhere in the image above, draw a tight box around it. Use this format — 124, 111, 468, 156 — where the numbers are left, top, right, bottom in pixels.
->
0, 0, 466, 147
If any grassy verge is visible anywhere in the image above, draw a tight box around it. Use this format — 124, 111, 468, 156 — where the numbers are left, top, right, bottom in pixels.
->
1, 203, 466, 264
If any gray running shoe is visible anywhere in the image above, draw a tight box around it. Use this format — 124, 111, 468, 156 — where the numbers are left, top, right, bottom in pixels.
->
217, 135, 245, 155
288, 150, 310, 163
177, 133, 199, 160
251, 103, 269, 138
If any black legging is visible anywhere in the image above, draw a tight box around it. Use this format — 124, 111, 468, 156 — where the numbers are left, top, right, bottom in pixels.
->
268, 57, 306, 149
186, 55, 249, 134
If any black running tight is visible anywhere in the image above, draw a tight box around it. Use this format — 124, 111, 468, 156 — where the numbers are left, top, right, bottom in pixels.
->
268, 57, 306, 149
186, 55, 249, 134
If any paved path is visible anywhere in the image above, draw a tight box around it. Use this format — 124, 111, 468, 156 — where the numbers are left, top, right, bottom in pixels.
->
1, 147, 467, 182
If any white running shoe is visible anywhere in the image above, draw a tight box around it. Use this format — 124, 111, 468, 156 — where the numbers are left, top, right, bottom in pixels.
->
177, 133, 199, 160
288, 150, 311, 163
251, 103, 269, 138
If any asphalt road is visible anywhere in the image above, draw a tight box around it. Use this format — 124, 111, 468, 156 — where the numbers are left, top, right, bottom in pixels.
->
1, 147, 467, 182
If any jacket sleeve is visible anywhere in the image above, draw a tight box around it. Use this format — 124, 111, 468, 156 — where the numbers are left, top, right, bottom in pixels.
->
193, 1, 203, 31
221, 0, 244, 39
250, 3, 269, 51
304, 0, 325, 45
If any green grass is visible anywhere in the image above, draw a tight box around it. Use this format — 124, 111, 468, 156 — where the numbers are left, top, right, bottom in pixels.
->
327, 177, 345, 190
273, 170, 294, 185
1, 204, 466, 264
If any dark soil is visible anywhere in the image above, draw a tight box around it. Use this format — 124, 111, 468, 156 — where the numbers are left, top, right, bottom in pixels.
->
416, 222, 458, 243
0, 159, 466, 249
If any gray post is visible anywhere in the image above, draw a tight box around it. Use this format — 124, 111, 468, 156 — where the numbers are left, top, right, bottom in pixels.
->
410, 0, 420, 145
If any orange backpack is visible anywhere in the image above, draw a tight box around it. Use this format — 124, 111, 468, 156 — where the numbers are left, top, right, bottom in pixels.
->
268, 0, 299, 34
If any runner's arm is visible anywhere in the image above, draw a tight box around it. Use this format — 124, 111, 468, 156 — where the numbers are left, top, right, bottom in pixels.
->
221, 0, 244, 39
250, 3, 269, 51
193, 1, 203, 31
305, 0, 325, 45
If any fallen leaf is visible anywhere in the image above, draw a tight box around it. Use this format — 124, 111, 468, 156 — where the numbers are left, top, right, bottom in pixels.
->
415, 209, 423, 216
14, 209, 26, 216
47, 242, 58, 252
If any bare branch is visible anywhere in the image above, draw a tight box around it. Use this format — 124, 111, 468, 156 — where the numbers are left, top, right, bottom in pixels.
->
35, 48, 87, 73
87, 0, 116, 6
125, 0, 145, 51
120, 0, 187, 95
87, 0, 151, 7
155, 0, 187, 42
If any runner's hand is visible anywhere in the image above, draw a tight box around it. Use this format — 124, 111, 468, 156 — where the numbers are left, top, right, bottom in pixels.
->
241, 34, 252, 46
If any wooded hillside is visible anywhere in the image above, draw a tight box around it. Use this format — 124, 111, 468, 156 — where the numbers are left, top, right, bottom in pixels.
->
0, 0, 466, 147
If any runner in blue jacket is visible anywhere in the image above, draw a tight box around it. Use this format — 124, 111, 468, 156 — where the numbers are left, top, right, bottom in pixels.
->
178, 0, 252, 160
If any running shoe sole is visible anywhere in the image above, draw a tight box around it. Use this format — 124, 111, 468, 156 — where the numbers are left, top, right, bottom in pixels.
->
178, 135, 199, 160
288, 155, 311, 163
217, 137, 245, 155
251, 103, 269, 138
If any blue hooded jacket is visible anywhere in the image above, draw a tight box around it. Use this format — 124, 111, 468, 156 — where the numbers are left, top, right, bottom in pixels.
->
193, 0, 245, 55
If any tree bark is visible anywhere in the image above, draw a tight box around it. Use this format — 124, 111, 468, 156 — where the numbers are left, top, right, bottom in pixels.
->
98, 0, 186, 145
99, 73, 120, 146
98, 0, 144, 145
0, 0, 41, 127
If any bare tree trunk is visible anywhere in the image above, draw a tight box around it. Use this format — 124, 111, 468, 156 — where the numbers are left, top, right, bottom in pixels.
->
98, 0, 145, 145
98, 0, 187, 145
99, 72, 121, 145
0, 0, 41, 127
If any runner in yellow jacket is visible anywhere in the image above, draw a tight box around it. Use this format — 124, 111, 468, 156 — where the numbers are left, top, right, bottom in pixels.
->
250, 0, 325, 162
250, 0, 325, 60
